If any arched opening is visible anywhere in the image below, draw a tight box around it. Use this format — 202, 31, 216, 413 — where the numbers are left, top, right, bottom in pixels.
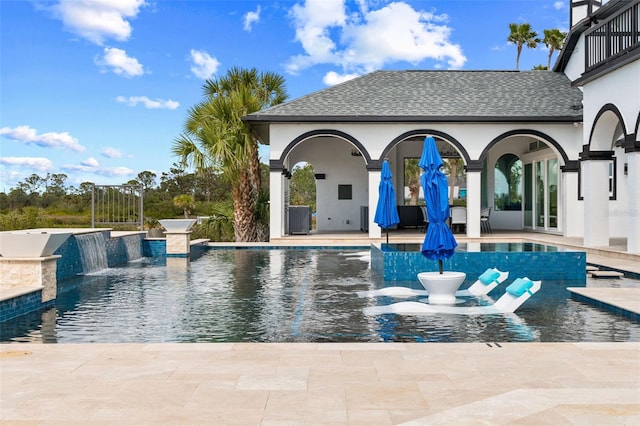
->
482, 132, 565, 232
397, 136, 467, 207
281, 133, 369, 234
380, 136, 465, 233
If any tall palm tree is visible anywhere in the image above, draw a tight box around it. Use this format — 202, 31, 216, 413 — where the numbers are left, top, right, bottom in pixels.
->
173, 67, 287, 242
507, 23, 540, 70
543, 28, 567, 70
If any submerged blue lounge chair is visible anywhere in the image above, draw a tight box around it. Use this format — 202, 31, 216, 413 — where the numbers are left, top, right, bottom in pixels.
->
363, 277, 542, 316
356, 267, 509, 298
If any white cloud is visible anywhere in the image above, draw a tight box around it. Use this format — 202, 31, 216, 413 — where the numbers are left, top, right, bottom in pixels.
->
189, 49, 220, 80
116, 95, 179, 109
553, 1, 565, 10
0, 125, 85, 152
62, 162, 134, 177
287, 0, 347, 73
96, 47, 144, 77
82, 157, 100, 167
101, 147, 125, 158
244, 6, 261, 31
0, 169, 25, 190
101, 166, 133, 176
50, 0, 147, 45
0, 156, 55, 172
323, 71, 360, 85
286, 0, 466, 76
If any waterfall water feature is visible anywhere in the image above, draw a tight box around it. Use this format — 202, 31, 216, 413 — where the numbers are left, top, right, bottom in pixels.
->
75, 232, 108, 273
123, 236, 143, 262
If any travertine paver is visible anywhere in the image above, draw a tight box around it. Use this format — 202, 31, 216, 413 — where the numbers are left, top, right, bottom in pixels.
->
568, 287, 640, 315
1, 342, 639, 424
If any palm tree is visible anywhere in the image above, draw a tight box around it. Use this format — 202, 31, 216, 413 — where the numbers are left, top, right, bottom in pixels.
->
507, 23, 540, 70
173, 194, 195, 218
404, 158, 421, 205
173, 67, 287, 242
543, 28, 567, 70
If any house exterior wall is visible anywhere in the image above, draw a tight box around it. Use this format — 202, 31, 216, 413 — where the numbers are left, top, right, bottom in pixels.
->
580, 60, 640, 242
271, 122, 583, 164
564, 37, 587, 81
582, 62, 640, 146
269, 121, 582, 236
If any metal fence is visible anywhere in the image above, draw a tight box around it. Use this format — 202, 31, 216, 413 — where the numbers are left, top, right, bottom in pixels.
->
91, 184, 144, 230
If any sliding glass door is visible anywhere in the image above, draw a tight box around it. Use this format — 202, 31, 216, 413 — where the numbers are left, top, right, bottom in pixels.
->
524, 158, 558, 231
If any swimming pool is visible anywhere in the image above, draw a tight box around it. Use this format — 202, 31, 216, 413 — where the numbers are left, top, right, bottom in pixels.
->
1, 248, 638, 343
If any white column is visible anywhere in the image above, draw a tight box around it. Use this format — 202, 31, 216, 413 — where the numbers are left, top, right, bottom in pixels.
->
582, 159, 610, 247
466, 171, 481, 238
562, 171, 583, 237
269, 170, 283, 240
368, 170, 382, 239
627, 151, 640, 254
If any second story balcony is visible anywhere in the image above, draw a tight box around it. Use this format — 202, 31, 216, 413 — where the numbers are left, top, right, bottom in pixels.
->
585, 0, 639, 73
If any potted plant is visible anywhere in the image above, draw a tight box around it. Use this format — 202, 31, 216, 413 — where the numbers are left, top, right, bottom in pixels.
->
145, 218, 164, 238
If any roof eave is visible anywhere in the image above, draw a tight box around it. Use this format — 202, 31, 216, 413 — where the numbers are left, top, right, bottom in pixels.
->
242, 115, 583, 124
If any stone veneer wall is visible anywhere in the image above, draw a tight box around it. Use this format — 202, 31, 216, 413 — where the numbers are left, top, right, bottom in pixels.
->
0, 258, 55, 290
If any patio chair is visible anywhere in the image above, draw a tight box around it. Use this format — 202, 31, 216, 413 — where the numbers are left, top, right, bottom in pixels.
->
450, 206, 467, 233
481, 207, 492, 233
419, 205, 428, 232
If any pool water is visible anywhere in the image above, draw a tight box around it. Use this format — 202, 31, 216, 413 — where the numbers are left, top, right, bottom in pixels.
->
1, 249, 638, 343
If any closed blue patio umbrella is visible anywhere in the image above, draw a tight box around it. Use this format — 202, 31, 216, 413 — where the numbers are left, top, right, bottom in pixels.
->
374, 159, 400, 244
419, 136, 458, 274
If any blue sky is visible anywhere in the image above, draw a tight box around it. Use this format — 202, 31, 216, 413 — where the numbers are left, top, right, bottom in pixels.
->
0, 0, 571, 192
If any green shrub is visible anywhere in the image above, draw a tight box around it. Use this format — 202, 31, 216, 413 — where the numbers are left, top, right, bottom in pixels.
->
0, 207, 53, 231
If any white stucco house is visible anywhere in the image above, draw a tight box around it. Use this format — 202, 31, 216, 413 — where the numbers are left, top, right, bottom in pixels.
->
244, 0, 639, 254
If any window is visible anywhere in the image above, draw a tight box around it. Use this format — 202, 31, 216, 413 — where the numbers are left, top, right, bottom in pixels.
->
608, 160, 616, 198
494, 154, 522, 211
338, 184, 352, 200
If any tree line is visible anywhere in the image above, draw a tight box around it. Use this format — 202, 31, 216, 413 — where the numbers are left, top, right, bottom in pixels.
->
0, 164, 241, 241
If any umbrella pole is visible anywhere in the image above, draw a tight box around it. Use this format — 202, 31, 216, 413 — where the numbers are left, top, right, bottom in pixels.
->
386, 229, 389, 244
438, 259, 443, 274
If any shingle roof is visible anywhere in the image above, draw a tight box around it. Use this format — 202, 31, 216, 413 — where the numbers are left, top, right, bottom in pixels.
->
244, 70, 583, 123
